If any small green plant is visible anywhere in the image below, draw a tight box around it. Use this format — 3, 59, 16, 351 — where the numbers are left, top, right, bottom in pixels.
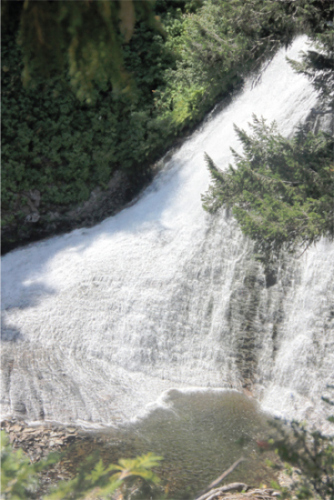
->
269, 419, 334, 500
1, 431, 163, 500
263, 390, 334, 500
46, 452, 163, 500
47, 452, 163, 500
1, 431, 59, 499
108, 452, 163, 483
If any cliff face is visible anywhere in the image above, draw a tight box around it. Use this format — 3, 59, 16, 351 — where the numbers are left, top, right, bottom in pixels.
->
1, 170, 148, 255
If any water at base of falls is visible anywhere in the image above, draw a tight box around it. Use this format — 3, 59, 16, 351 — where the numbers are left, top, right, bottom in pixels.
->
57, 390, 278, 499
1, 37, 334, 436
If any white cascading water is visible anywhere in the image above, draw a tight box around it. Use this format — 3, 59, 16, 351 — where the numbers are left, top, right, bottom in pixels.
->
1, 37, 334, 430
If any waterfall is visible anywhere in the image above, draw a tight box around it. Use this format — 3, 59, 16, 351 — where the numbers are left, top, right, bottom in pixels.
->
1, 37, 333, 429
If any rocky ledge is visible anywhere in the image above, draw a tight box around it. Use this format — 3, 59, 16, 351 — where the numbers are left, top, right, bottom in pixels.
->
1, 418, 84, 462
1, 168, 152, 255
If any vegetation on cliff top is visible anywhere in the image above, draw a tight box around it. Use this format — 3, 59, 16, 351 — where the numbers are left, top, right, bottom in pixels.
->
2, 0, 304, 250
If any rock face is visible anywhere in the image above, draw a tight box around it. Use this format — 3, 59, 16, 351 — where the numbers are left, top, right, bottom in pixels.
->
1, 418, 81, 462
1, 169, 151, 255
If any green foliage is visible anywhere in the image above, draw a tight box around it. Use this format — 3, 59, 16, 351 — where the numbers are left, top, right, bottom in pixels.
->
1, 37, 118, 209
43, 452, 163, 500
108, 452, 163, 484
3, 0, 332, 250
156, 0, 296, 131
201, 1, 334, 258
287, 0, 334, 109
1, 431, 163, 500
2, 0, 296, 247
44, 457, 121, 500
202, 117, 334, 255
268, 417, 334, 499
3, 0, 160, 103
291, 0, 334, 48
1, 13, 170, 228
1, 431, 39, 499
288, 48, 334, 110
1, 431, 59, 499
262, 390, 334, 500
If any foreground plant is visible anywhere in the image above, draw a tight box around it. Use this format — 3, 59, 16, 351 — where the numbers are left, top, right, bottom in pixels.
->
1, 431, 163, 500
267, 419, 334, 500
263, 390, 334, 500
1, 431, 59, 499
45, 452, 163, 500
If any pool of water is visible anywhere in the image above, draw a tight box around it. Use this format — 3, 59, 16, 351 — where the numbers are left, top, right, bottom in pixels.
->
65, 390, 278, 498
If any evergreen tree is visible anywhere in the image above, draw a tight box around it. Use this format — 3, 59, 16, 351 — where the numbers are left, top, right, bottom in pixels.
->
202, 118, 334, 255
202, 0, 334, 257
1, 0, 160, 102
